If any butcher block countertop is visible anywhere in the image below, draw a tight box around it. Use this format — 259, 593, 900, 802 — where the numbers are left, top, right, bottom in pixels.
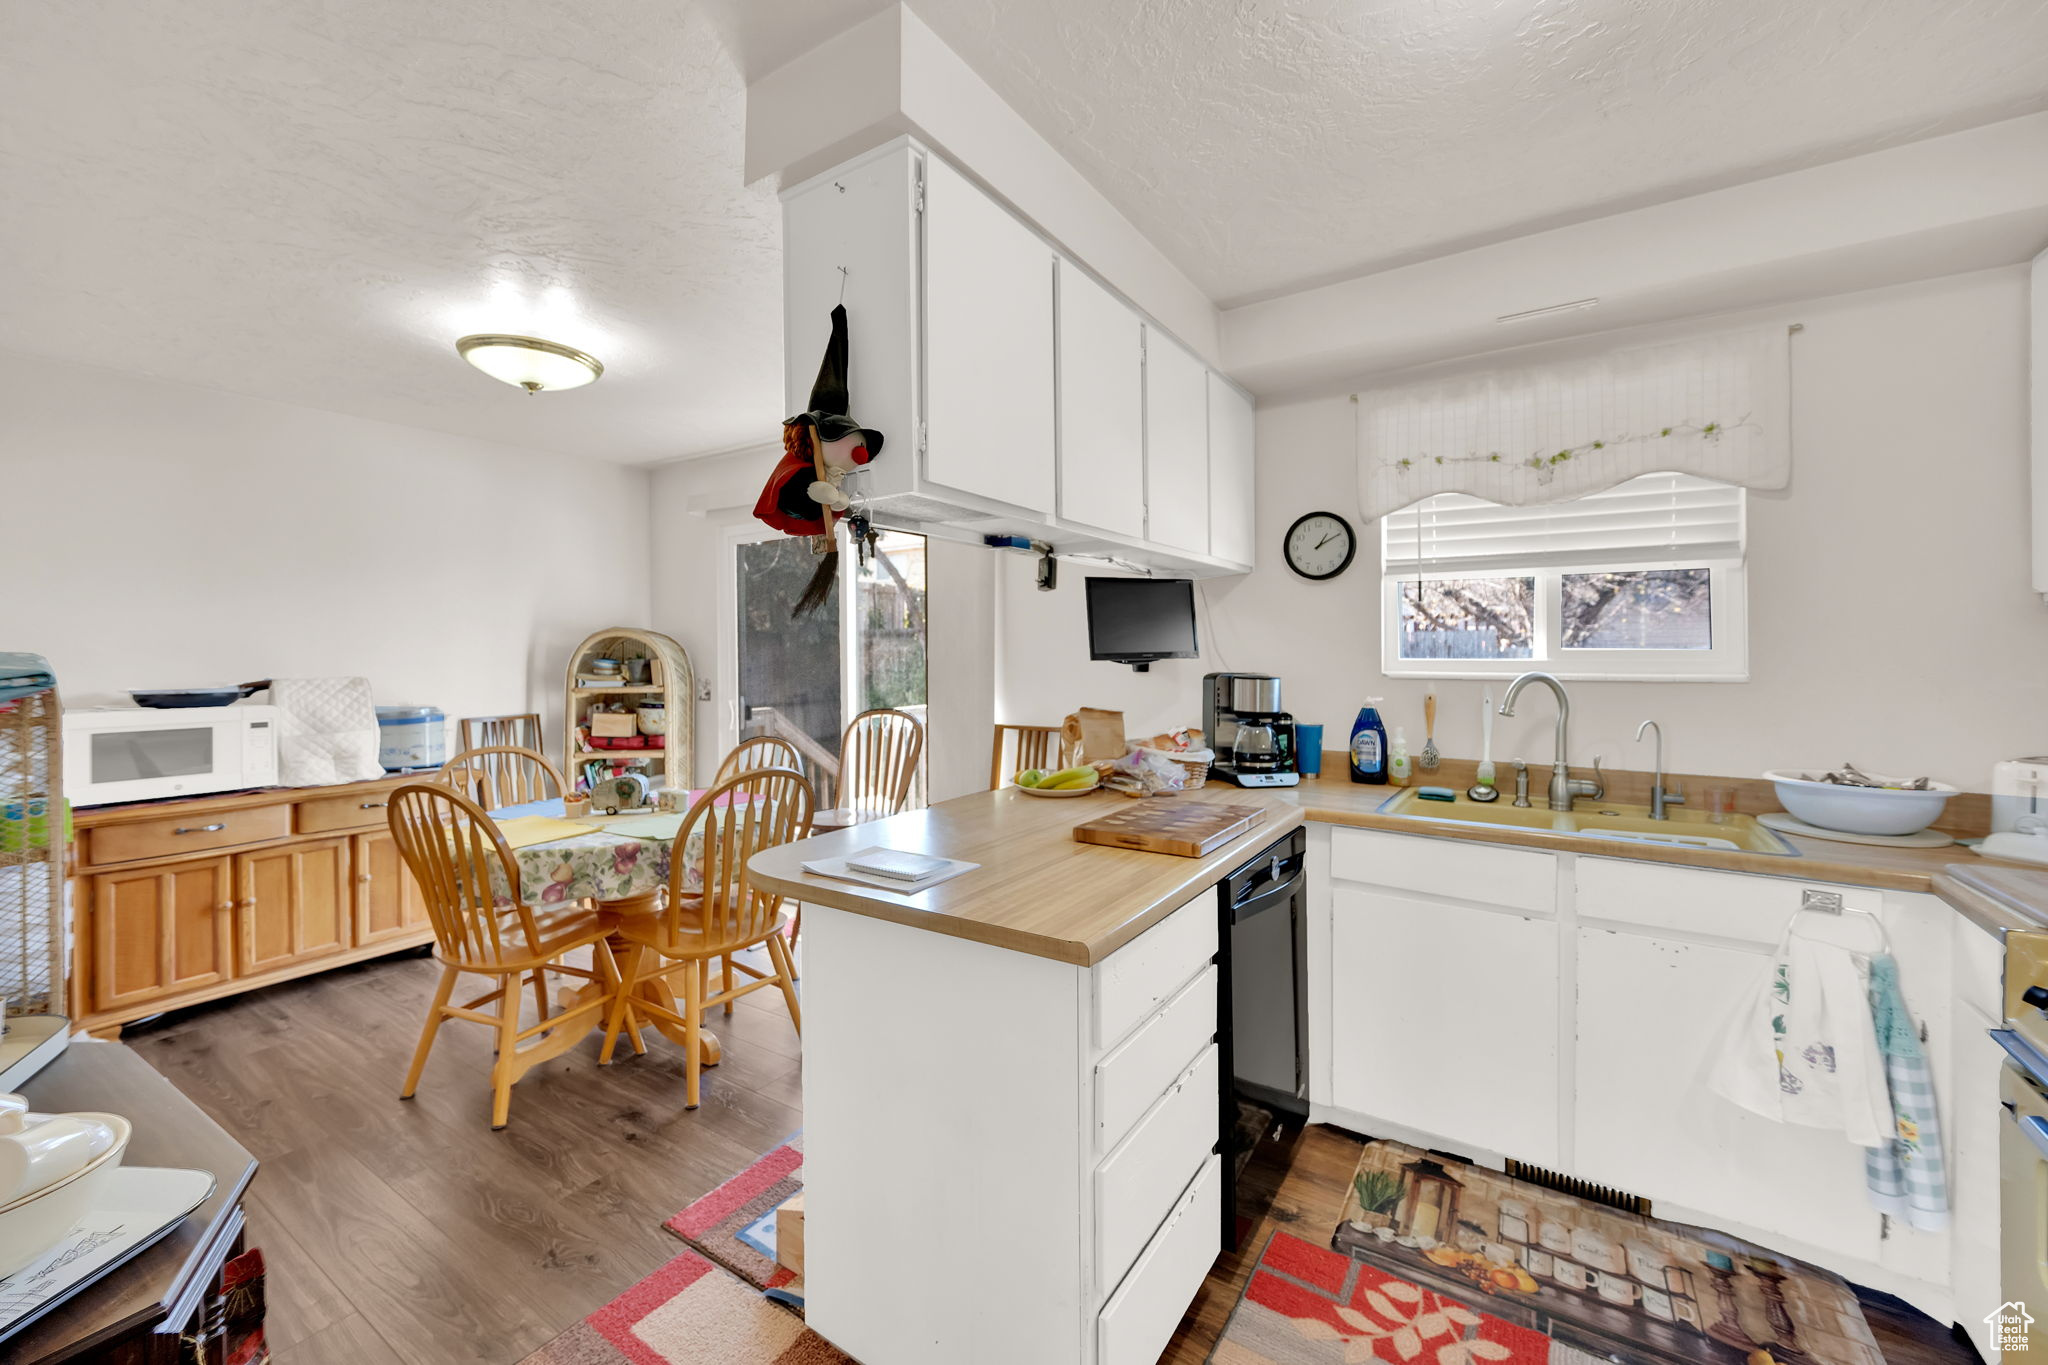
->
752, 777, 2038, 965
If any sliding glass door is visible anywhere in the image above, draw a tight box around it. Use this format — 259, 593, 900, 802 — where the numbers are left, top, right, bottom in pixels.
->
723, 524, 927, 806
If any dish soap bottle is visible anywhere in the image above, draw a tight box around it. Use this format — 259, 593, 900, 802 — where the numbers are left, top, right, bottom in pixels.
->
1349, 699, 1389, 785
1389, 728, 1411, 787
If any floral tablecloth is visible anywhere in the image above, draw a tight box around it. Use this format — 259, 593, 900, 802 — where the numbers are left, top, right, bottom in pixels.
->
484, 798, 734, 907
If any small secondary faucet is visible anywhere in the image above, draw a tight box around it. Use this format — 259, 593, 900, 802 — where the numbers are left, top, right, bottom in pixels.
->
1634, 720, 1686, 820
1498, 671, 1603, 812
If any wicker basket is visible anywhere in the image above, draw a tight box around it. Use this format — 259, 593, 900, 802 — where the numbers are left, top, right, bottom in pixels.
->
1165, 753, 1210, 790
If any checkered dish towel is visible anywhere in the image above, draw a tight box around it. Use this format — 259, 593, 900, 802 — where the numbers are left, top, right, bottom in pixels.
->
1866, 954, 1949, 1230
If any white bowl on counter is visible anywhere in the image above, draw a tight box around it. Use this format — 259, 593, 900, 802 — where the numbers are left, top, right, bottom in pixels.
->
1764, 770, 1957, 837
0, 1111, 131, 1278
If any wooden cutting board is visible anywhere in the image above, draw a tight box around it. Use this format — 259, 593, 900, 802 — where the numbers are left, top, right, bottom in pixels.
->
1072, 801, 1267, 857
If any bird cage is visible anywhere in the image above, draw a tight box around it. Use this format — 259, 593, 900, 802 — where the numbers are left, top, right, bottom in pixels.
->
0, 657, 64, 1019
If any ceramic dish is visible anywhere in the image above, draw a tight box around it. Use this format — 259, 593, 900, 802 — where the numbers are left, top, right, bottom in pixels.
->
1013, 780, 1100, 798
1764, 769, 1957, 836
0, 1112, 131, 1278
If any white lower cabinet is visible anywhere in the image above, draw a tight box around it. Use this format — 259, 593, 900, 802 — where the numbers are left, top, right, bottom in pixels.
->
1573, 926, 1881, 1261
1319, 827, 1970, 1322
803, 898, 1220, 1365
1329, 885, 1561, 1165
1099, 1154, 1224, 1365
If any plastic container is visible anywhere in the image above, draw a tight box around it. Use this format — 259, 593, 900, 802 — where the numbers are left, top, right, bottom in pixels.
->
1388, 728, 1411, 786
376, 705, 446, 771
1764, 769, 1957, 836
1349, 699, 1388, 785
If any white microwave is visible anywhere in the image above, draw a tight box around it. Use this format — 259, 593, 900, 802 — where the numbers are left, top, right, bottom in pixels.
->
63, 706, 280, 807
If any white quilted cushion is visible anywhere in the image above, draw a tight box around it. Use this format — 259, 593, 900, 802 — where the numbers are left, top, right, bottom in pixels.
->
268, 677, 384, 786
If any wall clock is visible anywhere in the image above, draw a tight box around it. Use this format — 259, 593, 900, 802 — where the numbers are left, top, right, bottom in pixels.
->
1284, 511, 1357, 581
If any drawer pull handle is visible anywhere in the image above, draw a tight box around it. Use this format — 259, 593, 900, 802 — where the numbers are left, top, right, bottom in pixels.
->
175, 824, 227, 835
359, 801, 387, 809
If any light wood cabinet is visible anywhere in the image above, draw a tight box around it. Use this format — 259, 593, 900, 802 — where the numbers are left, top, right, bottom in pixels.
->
1055, 259, 1146, 539
72, 774, 431, 1037
353, 829, 431, 946
87, 858, 234, 1012
236, 837, 351, 976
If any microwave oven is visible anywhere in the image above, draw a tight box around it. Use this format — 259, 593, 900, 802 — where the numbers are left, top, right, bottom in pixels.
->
63, 706, 281, 807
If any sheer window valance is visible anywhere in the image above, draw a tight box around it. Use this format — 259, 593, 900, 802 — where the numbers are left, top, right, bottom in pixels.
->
1357, 325, 1790, 521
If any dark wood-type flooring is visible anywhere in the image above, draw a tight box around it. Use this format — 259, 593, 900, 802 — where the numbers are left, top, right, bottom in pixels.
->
127, 949, 1980, 1364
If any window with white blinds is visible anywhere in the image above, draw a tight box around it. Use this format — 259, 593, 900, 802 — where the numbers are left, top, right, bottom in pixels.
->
1381, 473, 1745, 575
1378, 471, 1750, 680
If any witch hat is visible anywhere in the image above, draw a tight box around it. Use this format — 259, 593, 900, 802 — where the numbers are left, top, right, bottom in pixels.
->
784, 304, 884, 458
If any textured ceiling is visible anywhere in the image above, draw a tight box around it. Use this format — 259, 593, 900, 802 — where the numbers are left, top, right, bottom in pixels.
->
7, 3, 2046, 464
0, 1, 782, 463
721, 0, 2048, 306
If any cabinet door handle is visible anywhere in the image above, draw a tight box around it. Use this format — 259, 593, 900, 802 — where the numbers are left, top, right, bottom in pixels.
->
175, 823, 226, 835
359, 801, 386, 809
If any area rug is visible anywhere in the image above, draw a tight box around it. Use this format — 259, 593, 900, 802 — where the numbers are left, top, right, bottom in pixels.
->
665, 1131, 805, 1309
1209, 1136, 1887, 1365
515, 1249, 848, 1365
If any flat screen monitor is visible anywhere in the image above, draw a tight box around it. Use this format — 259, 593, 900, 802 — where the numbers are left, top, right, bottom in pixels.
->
1085, 577, 1199, 670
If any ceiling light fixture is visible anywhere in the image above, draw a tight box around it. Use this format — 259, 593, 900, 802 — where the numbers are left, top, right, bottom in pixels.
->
455, 334, 604, 393
1494, 298, 1600, 325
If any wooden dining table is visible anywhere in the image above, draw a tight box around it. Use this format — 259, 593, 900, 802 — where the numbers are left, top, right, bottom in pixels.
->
483, 795, 754, 1065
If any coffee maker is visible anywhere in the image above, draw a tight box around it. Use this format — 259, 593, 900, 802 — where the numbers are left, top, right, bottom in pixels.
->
1202, 673, 1300, 788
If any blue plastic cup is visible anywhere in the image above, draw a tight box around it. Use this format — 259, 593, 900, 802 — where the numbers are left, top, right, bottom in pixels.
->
1295, 724, 1323, 776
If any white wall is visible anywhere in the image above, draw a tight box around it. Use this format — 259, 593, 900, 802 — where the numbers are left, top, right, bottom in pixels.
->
2, 351, 652, 757
998, 267, 2048, 790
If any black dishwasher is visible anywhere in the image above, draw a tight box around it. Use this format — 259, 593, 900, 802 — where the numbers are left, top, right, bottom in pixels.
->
1216, 825, 1308, 1244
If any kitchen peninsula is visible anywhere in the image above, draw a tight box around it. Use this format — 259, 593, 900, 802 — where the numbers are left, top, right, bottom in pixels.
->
751, 776, 2019, 1365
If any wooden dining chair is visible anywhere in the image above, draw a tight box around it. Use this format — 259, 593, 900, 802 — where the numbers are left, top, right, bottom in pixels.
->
385, 782, 625, 1129
989, 723, 1070, 790
598, 766, 813, 1109
459, 713, 544, 754
714, 734, 805, 786
439, 744, 566, 811
837, 708, 925, 818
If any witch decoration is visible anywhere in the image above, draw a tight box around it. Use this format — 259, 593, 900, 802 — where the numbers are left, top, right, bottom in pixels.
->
754, 304, 884, 617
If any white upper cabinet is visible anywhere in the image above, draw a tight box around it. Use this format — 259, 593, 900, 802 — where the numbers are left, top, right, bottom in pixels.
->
1206, 374, 1255, 567
922, 156, 1056, 516
780, 139, 1250, 575
1143, 328, 1210, 554
1055, 260, 1145, 539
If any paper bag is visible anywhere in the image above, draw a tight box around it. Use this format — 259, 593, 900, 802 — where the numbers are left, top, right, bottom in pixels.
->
1062, 708, 1128, 763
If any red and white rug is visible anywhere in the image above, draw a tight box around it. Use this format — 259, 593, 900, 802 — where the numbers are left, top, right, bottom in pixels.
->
515, 1249, 848, 1365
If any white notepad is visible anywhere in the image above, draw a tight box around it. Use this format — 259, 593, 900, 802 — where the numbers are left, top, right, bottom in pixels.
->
800, 847, 978, 893
844, 848, 951, 882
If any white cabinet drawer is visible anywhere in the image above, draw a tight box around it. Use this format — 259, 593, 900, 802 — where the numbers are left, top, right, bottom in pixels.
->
1097, 1153, 1222, 1365
1328, 827, 1554, 913
1575, 856, 1874, 947
1096, 963, 1216, 1155
1094, 902, 1216, 1051
1096, 1044, 1219, 1295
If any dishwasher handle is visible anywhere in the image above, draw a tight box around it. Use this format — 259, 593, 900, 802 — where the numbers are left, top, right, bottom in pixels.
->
1231, 863, 1303, 924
